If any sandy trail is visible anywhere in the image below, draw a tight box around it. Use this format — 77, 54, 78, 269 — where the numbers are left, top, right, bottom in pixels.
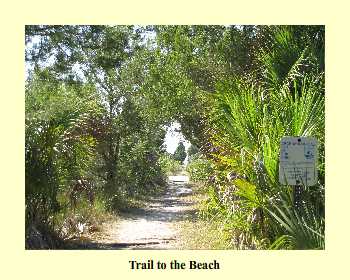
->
81, 176, 195, 249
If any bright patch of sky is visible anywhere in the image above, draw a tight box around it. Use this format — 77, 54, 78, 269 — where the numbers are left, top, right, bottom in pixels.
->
25, 36, 40, 78
164, 122, 191, 164
25, 35, 57, 79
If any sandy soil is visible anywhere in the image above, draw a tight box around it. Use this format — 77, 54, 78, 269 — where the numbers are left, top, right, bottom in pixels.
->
79, 177, 196, 249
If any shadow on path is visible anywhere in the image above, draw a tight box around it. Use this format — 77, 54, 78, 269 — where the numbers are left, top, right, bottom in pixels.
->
66, 178, 197, 249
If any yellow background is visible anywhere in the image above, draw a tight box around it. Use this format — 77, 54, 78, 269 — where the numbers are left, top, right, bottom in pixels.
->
1, 0, 349, 278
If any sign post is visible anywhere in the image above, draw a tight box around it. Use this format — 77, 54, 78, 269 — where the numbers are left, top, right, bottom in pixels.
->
279, 136, 318, 207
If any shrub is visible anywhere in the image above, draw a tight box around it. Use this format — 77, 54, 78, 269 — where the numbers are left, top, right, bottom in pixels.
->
186, 156, 213, 182
159, 153, 183, 175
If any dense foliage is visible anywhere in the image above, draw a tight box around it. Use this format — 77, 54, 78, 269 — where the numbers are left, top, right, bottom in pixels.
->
159, 153, 183, 175
25, 25, 325, 249
25, 26, 168, 245
206, 26, 324, 249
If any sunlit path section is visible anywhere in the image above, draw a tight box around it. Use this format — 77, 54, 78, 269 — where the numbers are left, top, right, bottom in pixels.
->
88, 180, 195, 249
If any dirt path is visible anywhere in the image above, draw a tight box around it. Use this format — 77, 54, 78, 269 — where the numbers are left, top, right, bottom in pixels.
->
76, 177, 196, 249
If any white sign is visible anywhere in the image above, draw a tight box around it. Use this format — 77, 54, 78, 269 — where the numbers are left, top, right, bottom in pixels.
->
279, 136, 318, 186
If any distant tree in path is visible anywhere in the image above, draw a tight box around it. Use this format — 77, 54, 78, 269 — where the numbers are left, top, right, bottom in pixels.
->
173, 141, 187, 164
